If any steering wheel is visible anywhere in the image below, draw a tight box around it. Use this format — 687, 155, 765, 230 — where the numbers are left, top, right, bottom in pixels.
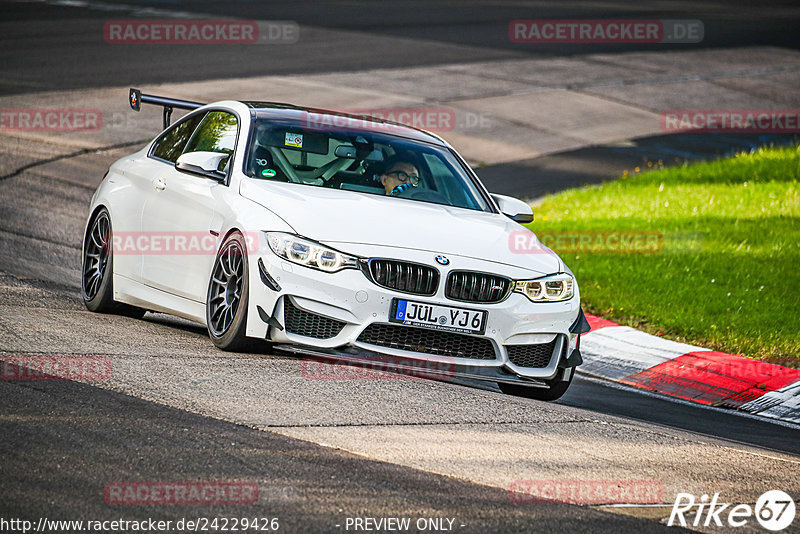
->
395, 187, 450, 204
267, 147, 353, 184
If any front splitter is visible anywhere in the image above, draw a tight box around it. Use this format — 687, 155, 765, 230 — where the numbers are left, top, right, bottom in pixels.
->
272, 344, 552, 388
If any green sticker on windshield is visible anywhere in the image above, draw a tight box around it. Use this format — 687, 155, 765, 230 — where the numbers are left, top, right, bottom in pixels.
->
261, 168, 276, 178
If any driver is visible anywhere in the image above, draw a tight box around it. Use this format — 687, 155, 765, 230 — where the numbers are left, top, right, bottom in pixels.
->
379, 156, 420, 196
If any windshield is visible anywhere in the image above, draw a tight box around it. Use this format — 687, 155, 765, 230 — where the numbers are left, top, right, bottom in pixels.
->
243, 118, 490, 211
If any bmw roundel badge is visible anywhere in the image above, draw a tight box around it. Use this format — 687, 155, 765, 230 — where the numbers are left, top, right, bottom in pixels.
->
435, 255, 450, 265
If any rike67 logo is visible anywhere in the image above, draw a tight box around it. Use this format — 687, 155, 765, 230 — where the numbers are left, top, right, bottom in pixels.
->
668, 490, 795, 531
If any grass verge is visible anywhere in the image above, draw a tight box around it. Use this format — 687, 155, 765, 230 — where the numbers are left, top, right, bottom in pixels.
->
526, 145, 800, 366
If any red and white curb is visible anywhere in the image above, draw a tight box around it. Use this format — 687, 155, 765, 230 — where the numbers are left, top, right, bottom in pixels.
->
579, 315, 800, 424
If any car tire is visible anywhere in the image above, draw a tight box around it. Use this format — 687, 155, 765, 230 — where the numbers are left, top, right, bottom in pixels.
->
206, 230, 255, 352
498, 371, 573, 401
82, 208, 146, 318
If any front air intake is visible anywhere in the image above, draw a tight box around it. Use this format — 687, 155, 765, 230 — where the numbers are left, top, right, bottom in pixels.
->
506, 338, 559, 368
357, 323, 496, 360
284, 298, 346, 339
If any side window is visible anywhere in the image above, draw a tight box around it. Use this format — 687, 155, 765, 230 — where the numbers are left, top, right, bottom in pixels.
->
151, 113, 205, 163
183, 111, 238, 171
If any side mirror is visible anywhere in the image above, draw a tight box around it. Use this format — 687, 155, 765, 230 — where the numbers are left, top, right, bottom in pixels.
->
175, 151, 228, 180
492, 194, 534, 223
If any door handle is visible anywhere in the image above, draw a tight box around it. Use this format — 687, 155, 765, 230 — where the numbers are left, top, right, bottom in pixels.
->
153, 178, 166, 191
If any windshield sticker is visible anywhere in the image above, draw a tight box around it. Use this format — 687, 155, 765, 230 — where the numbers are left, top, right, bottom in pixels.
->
261, 168, 277, 178
285, 132, 303, 148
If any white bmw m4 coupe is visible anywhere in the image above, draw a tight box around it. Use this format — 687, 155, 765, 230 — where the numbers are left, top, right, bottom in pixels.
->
82, 89, 589, 400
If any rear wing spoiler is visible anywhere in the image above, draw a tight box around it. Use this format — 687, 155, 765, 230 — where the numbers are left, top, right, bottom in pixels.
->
129, 88, 205, 129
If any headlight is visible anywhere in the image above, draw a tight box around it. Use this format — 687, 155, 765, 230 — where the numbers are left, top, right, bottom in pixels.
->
514, 273, 575, 302
265, 232, 359, 272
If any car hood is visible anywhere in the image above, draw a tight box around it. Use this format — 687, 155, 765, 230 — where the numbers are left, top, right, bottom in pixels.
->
240, 179, 561, 276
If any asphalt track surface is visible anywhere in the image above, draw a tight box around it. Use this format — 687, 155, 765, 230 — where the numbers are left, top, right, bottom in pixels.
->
0, 373, 655, 533
1, 0, 800, 95
2, 1, 800, 533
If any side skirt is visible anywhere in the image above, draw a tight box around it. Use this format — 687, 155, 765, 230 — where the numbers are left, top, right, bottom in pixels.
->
113, 273, 206, 325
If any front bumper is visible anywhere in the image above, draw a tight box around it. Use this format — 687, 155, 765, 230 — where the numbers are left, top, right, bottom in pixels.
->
246, 247, 583, 382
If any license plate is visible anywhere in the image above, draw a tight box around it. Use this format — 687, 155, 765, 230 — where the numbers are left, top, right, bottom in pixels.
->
390, 298, 486, 335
